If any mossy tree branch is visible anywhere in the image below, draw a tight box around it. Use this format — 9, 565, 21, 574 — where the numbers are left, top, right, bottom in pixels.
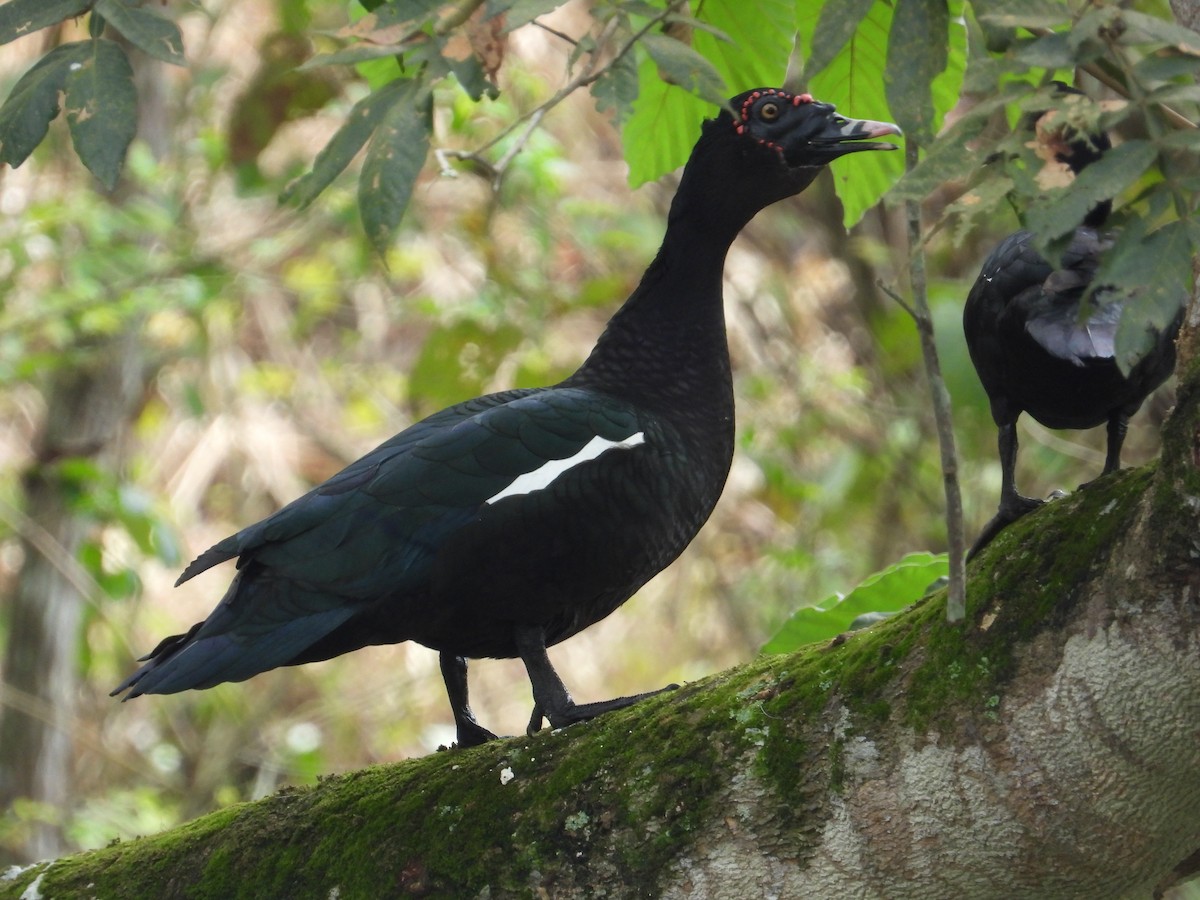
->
4, 340, 1199, 900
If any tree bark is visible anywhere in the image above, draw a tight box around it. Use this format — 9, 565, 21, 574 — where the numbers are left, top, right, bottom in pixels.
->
2, 342, 1197, 898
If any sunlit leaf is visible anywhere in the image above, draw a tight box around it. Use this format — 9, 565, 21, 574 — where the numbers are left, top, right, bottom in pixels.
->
621, 0, 792, 186
762, 552, 948, 654
801, 1, 897, 226
281, 78, 411, 209
358, 83, 430, 254
0, 42, 91, 168
801, 0, 875, 83
0, 0, 89, 46
65, 39, 138, 190
95, 0, 186, 66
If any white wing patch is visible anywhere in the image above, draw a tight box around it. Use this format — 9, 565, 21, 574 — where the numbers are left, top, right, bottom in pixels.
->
484, 432, 646, 506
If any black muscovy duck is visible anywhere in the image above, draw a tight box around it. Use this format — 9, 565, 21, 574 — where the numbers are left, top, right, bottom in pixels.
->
114, 89, 901, 746
964, 94, 1181, 560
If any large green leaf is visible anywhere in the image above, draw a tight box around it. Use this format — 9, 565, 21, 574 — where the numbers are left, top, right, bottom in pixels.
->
621, 0, 794, 187
1097, 220, 1192, 375
358, 83, 431, 254
799, 1, 899, 227
801, 0, 876, 83
65, 39, 138, 190
280, 78, 411, 209
800, 0, 966, 226
762, 552, 948, 654
0, 0, 89, 46
885, 0, 948, 143
95, 0, 186, 66
0, 41, 91, 168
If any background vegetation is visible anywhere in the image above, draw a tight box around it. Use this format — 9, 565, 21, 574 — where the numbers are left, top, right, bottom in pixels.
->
0, 0, 1194, 888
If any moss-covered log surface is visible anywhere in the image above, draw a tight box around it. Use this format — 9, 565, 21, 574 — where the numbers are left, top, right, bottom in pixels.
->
4, 333, 1199, 899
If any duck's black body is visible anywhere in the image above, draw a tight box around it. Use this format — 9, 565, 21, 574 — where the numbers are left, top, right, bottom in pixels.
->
964, 96, 1181, 559
114, 89, 900, 745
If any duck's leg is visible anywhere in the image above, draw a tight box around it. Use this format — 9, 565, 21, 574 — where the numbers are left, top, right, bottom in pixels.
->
996, 421, 1045, 519
439, 652, 498, 748
968, 420, 1046, 561
514, 624, 676, 736
1101, 413, 1129, 476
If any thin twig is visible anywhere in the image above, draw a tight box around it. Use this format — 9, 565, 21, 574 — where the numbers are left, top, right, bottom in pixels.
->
438, 1, 684, 187
490, 108, 546, 189
877, 279, 918, 320
901, 138, 967, 623
532, 20, 579, 46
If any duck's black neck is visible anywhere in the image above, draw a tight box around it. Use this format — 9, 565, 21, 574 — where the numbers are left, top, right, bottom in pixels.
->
564, 189, 743, 415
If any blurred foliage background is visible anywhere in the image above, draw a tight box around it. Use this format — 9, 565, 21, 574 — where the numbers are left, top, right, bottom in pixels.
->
0, 0, 1190, 878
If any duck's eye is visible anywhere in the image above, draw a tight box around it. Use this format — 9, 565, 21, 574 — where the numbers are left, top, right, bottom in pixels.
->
759, 102, 780, 121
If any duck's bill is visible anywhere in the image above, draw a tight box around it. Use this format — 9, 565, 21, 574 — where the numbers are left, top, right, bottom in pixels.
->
812, 116, 903, 157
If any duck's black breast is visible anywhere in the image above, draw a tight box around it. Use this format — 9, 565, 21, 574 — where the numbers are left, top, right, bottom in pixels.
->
329, 384, 734, 659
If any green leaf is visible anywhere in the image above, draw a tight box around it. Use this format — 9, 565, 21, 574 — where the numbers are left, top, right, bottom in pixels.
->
945, 174, 1014, 246
94, 0, 186, 66
343, 0, 444, 41
976, 0, 1069, 30
358, 83, 430, 254
0, 0, 90, 46
1011, 30, 1075, 70
886, 87, 1020, 203
800, 0, 941, 226
1096, 220, 1191, 375
301, 42, 408, 70
1115, 8, 1200, 55
65, 38, 138, 190
1133, 52, 1200, 83
446, 49, 496, 102
762, 552, 948, 654
621, 0, 793, 186
885, 0, 948, 143
500, 0, 571, 33
280, 78, 411, 209
0, 41, 91, 168
590, 46, 639, 127
638, 32, 728, 108
801, 0, 875, 84
1023, 140, 1158, 244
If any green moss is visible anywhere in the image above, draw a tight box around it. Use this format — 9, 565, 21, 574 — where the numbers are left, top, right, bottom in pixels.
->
1, 460, 1170, 899
903, 465, 1153, 734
